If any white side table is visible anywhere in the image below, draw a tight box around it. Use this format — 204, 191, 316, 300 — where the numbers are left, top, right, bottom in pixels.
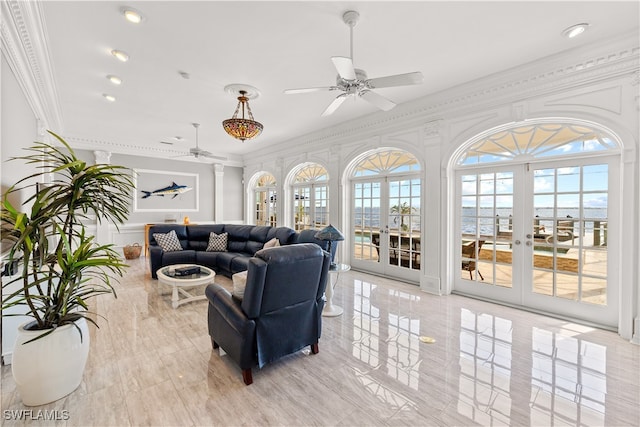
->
323, 263, 350, 317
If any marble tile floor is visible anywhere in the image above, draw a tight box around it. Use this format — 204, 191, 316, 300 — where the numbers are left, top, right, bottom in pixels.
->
1, 256, 639, 426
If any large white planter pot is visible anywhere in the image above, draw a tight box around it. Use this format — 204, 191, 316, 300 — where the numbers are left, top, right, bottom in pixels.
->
12, 318, 90, 406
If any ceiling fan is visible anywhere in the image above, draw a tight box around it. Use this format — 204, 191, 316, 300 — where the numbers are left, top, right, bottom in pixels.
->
183, 123, 227, 161
284, 10, 424, 117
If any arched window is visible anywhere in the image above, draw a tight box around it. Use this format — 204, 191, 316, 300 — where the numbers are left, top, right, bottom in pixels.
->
291, 163, 329, 231
353, 150, 421, 176
350, 149, 422, 279
457, 123, 617, 165
453, 120, 620, 328
254, 173, 276, 226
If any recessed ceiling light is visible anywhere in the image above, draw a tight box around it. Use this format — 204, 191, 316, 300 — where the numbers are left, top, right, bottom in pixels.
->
121, 7, 144, 24
111, 49, 129, 62
107, 75, 122, 85
562, 23, 590, 39
103, 94, 116, 102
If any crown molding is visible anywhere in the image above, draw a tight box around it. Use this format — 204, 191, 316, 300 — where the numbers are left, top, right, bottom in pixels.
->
1, 0, 63, 131
64, 135, 243, 168
244, 31, 639, 163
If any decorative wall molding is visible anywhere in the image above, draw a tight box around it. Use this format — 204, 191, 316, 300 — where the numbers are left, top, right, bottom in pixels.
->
510, 102, 528, 122
93, 150, 111, 164
64, 135, 243, 168
544, 86, 623, 115
1, 0, 63, 131
423, 120, 442, 138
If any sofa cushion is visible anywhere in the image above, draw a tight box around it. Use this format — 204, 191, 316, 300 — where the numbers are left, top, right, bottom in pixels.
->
225, 224, 254, 253
295, 229, 330, 251
195, 251, 225, 270
230, 254, 253, 274
153, 230, 183, 252
161, 249, 196, 266
207, 232, 228, 252
213, 252, 239, 274
187, 224, 225, 250
268, 227, 297, 245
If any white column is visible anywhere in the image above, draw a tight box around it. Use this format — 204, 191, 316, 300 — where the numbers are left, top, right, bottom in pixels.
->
214, 163, 224, 223
422, 120, 443, 295
94, 151, 111, 245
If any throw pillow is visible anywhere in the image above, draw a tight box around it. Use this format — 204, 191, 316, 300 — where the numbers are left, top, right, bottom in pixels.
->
232, 270, 248, 300
153, 230, 183, 252
207, 232, 228, 252
263, 237, 280, 249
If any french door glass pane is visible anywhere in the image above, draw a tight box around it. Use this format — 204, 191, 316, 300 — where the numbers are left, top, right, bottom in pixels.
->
315, 185, 329, 228
353, 182, 381, 262
461, 172, 514, 286
389, 179, 421, 270
531, 164, 608, 305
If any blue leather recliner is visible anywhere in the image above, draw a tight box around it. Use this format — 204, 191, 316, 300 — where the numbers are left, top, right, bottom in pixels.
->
205, 243, 331, 385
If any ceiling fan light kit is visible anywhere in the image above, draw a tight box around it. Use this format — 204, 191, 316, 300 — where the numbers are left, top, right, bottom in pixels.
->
222, 84, 264, 142
283, 10, 424, 116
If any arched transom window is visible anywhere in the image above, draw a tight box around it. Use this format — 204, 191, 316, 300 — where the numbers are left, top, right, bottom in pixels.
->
254, 173, 276, 226
458, 123, 618, 166
353, 150, 420, 177
292, 163, 329, 231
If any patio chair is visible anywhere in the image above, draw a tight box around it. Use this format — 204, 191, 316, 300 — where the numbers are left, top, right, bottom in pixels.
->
462, 240, 484, 280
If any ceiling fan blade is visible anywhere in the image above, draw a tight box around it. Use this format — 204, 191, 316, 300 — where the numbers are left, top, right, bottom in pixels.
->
284, 86, 338, 94
321, 94, 348, 117
360, 90, 396, 111
331, 56, 356, 80
366, 72, 424, 89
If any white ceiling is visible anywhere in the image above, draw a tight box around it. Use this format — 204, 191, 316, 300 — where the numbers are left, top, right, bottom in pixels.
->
39, 1, 640, 162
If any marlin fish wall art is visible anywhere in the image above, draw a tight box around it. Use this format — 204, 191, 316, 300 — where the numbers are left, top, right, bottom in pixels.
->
141, 182, 193, 199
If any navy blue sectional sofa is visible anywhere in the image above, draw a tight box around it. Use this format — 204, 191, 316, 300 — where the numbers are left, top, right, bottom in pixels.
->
148, 224, 328, 279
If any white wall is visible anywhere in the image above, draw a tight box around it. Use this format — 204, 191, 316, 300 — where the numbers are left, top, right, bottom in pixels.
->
1, 52, 40, 365
222, 165, 244, 222
1, 53, 39, 221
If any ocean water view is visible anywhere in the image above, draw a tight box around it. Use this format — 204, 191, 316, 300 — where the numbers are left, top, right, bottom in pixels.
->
462, 207, 608, 236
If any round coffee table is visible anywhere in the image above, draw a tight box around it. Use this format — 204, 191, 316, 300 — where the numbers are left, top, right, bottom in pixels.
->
156, 264, 215, 309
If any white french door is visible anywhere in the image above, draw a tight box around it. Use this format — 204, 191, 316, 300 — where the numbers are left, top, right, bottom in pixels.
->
455, 157, 618, 328
352, 176, 421, 283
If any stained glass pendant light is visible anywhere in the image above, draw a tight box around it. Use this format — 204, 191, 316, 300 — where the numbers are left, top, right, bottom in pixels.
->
222, 84, 263, 141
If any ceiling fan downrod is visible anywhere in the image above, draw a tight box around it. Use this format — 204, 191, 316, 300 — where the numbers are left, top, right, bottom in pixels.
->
343, 10, 359, 62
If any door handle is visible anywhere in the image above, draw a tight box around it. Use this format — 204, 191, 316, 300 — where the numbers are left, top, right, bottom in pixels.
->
526, 234, 533, 239
514, 240, 521, 245
525, 241, 532, 246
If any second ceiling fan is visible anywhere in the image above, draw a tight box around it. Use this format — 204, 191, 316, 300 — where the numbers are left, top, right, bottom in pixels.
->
284, 10, 424, 117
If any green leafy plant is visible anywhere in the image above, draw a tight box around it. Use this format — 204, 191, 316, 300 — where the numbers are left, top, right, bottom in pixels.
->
390, 202, 416, 232
1, 131, 134, 342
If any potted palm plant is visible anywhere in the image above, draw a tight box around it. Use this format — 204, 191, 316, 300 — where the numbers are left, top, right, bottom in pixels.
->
1, 131, 133, 406
391, 201, 416, 233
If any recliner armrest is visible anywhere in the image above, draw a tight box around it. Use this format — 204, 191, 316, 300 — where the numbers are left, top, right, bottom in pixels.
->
205, 284, 253, 335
